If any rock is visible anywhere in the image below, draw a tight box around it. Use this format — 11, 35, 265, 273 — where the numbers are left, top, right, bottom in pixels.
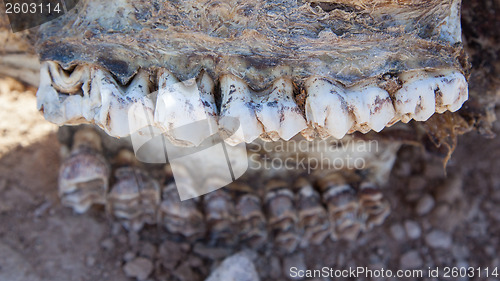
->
158, 240, 189, 270
139, 242, 156, 259
283, 252, 306, 280
123, 251, 136, 262
435, 176, 463, 203
100, 238, 115, 251
173, 261, 199, 281
404, 220, 421, 240
85, 255, 96, 267
123, 257, 154, 281
390, 223, 406, 241
416, 194, 435, 215
205, 252, 259, 281
400, 251, 423, 269
425, 230, 452, 249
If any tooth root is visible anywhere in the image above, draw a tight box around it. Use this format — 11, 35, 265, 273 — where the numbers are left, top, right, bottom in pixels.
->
435, 70, 468, 113
219, 74, 264, 145
347, 86, 395, 133
154, 69, 218, 146
255, 78, 307, 141
305, 77, 354, 139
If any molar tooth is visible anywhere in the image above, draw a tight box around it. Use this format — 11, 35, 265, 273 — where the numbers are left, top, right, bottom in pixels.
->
37, 62, 91, 125
219, 74, 264, 145
92, 69, 151, 137
154, 69, 218, 146
434, 70, 468, 113
395, 72, 436, 122
346, 85, 395, 133
305, 77, 354, 139
254, 78, 307, 141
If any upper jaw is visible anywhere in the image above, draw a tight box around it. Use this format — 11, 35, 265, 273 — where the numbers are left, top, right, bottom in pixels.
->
34, 0, 469, 145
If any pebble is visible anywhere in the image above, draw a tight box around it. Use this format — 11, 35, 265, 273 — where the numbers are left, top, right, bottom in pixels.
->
123, 257, 154, 281
416, 194, 435, 215
173, 261, 198, 281
85, 255, 96, 267
158, 240, 188, 270
404, 220, 421, 239
425, 230, 452, 249
139, 242, 156, 259
123, 251, 136, 262
390, 224, 406, 241
100, 238, 115, 251
205, 252, 260, 281
399, 251, 423, 269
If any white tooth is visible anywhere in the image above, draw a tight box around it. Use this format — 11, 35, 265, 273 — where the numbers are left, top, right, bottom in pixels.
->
125, 70, 155, 134
219, 75, 264, 145
92, 69, 131, 137
435, 70, 468, 113
154, 69, 218, 146
255, 78, 307, 140
346, 85, 395, 133
305, 77, 353, 139
395, 72, 436, 122
36, 62, 91, 125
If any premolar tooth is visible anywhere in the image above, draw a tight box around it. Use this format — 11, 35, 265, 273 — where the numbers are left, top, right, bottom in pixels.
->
255, 78, 307, 140
346, 85, 395, 133
219, 74, 264, 145
395, 72, 436, 122
305, 77, 354, 139
435, 70, 468, 113
47, 61, 90, 93
154, 69, 218, 146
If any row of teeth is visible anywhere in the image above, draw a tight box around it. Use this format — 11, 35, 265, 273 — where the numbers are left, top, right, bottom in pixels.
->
59, 146, 389, 253
37, 61, 468, 145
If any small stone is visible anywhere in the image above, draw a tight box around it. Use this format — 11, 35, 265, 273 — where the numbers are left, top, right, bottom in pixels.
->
390, 223, 406, 241
173, 261, 198, 281
205, 252, 259, 281
123, 251, 136, 262
416, 194, 435, 215
425, 230, 452, 249
100, 238, 115, 251
86, 255, 96, 267
399, 251, 423, 269
123, 257, 154, 281
283, 252, 306, 280
159, 240, 188, 270
269, 256, 282, 280
404, 220, 421, 240
435, 176, 463, 203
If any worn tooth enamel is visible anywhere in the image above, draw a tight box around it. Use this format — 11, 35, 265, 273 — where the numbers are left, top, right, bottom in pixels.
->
395, 72, 436, 122
346, 85, 395, 133
435, 70, 468, 113
37, 62, 91, 125
254, 78, 307, 141
154, 69, 218, 146
305, 77, 354, 139
219, 74, 264, 145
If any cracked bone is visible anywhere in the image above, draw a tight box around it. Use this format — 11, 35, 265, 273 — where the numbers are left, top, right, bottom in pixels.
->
154, 69, 218, 147
305, 78, 355, 139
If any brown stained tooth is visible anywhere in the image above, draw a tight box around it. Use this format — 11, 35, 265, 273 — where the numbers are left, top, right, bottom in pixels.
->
264, 180, 299, 254
318, 174, 363, 241
202, 181, 237, 246
294, 178, 330, 248
358, 182, 391, 230
106, 151, 161, 232
58, 127, 110, 213
158, 183, 206, 241
228, 183, 268, 249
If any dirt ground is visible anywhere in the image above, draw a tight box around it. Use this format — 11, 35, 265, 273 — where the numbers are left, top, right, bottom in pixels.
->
0, 0, 499, 280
